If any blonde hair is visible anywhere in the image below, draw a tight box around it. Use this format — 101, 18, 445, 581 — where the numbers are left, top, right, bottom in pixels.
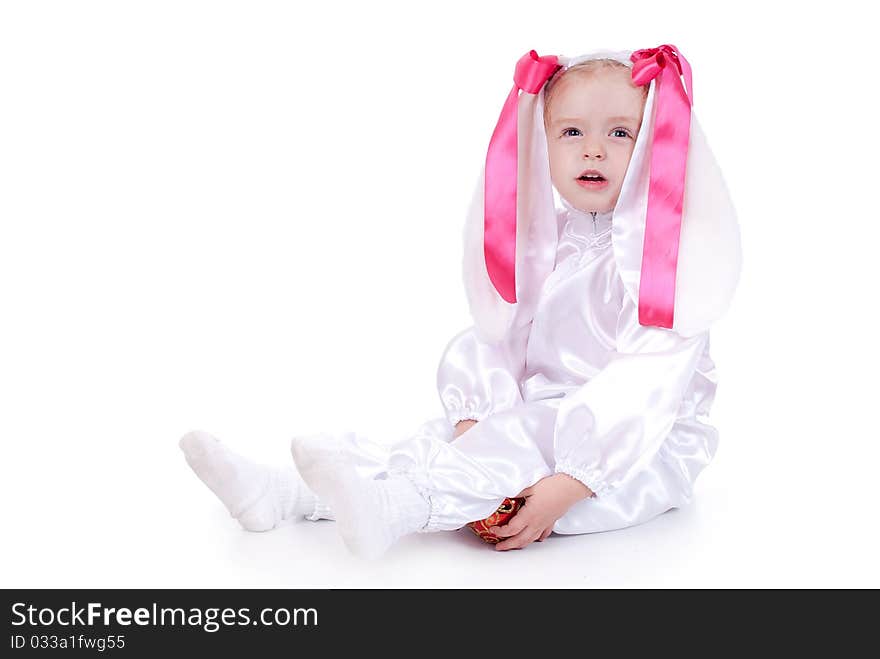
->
543, 58, 648, 127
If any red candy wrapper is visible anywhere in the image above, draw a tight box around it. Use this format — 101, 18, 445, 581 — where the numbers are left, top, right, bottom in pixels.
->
466, 497, 526, 544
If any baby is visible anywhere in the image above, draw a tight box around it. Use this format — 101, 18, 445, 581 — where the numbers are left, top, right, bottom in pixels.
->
180, 47, 738, 559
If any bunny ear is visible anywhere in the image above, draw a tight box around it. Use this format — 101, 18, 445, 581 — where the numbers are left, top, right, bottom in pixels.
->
463, 87, 559, 343
614, 49, 741, 337
629, 45, 694, 329
462, 166, 516, 343
614, 103, 741, 337
483, 50, 560, 305
669, 115, 742, 336
463, 51, 561, 343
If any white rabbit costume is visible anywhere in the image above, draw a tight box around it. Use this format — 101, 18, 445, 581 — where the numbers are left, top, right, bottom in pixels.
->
179, 47, 740, 555
292, 45, 741, 537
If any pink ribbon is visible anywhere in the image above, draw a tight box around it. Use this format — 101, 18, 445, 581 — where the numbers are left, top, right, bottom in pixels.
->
484, 50, 560, 303
630, 44, 693, 329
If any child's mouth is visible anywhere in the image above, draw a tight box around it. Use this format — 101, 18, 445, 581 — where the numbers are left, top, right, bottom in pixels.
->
576, 170, 608, 190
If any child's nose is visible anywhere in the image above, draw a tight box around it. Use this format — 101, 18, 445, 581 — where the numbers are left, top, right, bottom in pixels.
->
583, 144, 605, 159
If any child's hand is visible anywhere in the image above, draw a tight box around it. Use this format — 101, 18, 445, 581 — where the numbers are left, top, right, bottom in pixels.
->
453, 419, 478, 439
489, 473, 594, 551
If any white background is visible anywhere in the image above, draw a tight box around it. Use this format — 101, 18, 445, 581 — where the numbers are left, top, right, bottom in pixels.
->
1, 1, 877, 588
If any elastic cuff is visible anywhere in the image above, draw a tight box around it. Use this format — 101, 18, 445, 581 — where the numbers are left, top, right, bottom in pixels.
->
418, 498, 446, 533
446, 406, 489, 427
386, 466, 444, 533
554, 462, 612, 498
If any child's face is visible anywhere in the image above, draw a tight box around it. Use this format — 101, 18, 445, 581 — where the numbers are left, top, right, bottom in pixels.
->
544, 68, 646, 213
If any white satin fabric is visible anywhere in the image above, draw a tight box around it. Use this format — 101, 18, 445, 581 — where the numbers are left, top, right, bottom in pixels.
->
307, 202, 720, 535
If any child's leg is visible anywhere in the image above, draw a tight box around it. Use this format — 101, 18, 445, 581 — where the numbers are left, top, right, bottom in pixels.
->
178, 421, 450, 530
297, 417, 458, 524
179, 430, 324, 531
386, 400, 558, 528
290, 401, 558, 558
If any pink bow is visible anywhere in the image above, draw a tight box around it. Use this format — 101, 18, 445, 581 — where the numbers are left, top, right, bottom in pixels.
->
630, 44, 694, 329
484, 50, 560, 303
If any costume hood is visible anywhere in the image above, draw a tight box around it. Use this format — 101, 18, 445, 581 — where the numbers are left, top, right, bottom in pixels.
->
462, 47, 741, 342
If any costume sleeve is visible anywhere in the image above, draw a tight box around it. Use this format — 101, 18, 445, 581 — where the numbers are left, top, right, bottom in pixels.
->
436, 322, 531, 426
552, 290, 711, 498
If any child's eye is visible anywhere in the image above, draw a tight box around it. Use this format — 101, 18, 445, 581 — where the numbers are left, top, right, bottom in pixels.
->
611, 129, 631, 138
561, 128, 582, 137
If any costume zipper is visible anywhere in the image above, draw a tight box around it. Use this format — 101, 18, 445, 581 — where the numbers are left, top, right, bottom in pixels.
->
590, 211, 597, 234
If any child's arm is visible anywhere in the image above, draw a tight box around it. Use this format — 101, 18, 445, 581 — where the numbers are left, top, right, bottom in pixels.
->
437, 322, 532, 428
489, 474, 593, 551
551, 294, 708, 500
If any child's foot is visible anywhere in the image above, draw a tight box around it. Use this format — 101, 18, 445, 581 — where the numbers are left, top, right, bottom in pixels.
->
290, 434, 430, 559
179, 430, 315, 532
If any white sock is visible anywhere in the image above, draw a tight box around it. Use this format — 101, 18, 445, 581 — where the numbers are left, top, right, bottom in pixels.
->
179, 430, 319, 532
290, 434, 430, 559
